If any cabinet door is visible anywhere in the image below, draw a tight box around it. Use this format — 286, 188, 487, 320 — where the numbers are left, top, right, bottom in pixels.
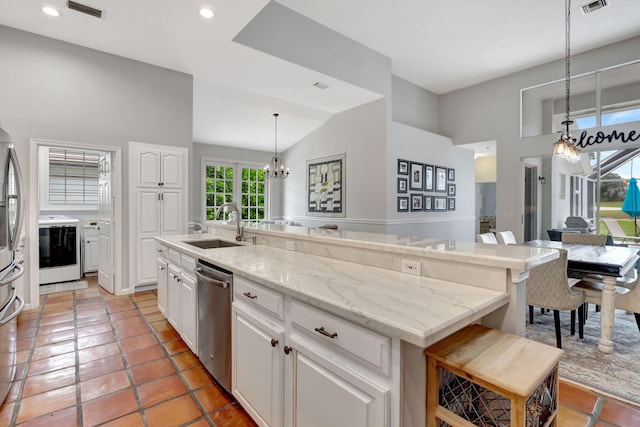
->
180, 273, 197, 353
85, 239, 100, 272
167, 266, 182, 330
137, 148, 161, 187
160, 151, 183, 188
233, 304, 285, 427
136, 189, 161, 284
157, 258, 168, 316
161, 191, 183, 235
288, 343, 388, 427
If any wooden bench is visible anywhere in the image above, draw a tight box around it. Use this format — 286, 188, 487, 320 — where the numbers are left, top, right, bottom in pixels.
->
425, 324, 563, 427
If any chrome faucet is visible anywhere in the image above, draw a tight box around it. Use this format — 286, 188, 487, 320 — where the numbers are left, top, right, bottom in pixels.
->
214, 202, 243, 241
187, 221, 205, 233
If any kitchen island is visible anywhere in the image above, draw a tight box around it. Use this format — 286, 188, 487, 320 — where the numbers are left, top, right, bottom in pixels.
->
155, 223, 558, 427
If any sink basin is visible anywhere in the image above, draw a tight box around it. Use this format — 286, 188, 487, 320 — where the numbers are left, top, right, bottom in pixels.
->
182, 239, 241, 249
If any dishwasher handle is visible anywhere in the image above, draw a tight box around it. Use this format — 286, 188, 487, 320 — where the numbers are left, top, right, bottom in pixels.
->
195, 268, 230, 289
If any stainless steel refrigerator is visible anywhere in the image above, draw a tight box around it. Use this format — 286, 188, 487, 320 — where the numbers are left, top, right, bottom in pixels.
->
0, 123, 25, 404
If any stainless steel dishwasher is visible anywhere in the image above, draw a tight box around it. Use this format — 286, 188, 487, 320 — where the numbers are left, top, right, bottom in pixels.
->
195, 259, 233, 393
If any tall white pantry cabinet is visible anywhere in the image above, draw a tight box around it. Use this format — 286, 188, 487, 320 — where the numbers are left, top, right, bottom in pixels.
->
129, 141, 188, 289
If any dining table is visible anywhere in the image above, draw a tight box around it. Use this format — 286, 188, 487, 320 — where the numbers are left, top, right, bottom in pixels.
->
524, 239, 639, 353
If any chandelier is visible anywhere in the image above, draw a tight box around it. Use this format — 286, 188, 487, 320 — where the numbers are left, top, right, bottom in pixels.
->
552, 0, 581, 163
264, 113, 289, 179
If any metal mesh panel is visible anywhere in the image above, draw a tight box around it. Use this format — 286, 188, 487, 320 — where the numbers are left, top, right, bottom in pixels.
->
526, 366, 558, 426
437, 366, 557, 427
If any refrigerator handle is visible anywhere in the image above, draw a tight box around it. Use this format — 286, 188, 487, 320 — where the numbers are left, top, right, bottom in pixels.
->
7, 147, 24, 252
0, 262, 24, 286
0, 294, 24, 325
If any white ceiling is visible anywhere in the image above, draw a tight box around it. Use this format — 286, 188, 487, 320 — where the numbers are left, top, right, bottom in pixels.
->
1, 0, 640, 152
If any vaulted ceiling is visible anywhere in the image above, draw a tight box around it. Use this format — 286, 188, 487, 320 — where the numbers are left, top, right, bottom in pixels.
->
1, 0, 640, 151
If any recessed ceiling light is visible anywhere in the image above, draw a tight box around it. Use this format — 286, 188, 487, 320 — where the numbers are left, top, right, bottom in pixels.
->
199, 8, 214, 19
42, 6, 60, 17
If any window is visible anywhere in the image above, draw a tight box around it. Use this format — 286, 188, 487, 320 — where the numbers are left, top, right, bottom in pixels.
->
203, 160, 267, 223
39, 146, 99, 210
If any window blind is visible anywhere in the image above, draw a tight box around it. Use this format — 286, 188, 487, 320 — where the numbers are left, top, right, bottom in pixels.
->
49, 148, 99, 205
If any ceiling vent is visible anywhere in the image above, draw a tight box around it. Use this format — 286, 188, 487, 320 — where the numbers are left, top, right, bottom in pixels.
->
67, 1, 103, 18
581, 0, 609, 14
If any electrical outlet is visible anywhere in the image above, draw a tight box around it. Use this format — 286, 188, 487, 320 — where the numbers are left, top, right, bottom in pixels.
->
285, 240, 295, 251
401, 259, 421, 275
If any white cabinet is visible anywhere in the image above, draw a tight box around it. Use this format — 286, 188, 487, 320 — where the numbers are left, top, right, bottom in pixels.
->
135, 146, 184, 188
157, 248, 198, 354
167, 264, 181, 330
180, 271, 197, 352
157, 257, 168, 315
288, 343, 388, 427
82, 225, 100, 275
129, 142, 188, 288
232, 277, 394, 427
233, 302, 285, 427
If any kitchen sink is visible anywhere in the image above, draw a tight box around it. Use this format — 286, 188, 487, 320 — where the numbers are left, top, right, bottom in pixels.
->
182, 239, 241, 249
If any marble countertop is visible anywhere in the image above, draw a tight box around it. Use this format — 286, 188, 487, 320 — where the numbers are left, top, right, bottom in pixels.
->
157, 233, 521, 347
207, 222, 559, 271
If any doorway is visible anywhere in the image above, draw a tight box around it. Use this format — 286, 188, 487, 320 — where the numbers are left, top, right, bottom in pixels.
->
524, 164, 538, 241
28, 139, 122, 309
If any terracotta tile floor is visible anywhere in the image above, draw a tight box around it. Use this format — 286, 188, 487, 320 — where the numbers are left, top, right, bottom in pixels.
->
2, 280, 640, 426
0, 280, 257, 427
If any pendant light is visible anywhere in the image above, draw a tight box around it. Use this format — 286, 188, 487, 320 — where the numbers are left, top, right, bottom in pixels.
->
264, 113, 289, 179
553, 0, 581, 163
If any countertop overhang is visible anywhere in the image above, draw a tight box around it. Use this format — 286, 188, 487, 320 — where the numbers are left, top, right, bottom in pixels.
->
154, 232, 543, 348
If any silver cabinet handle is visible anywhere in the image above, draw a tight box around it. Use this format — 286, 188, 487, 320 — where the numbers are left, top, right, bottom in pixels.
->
243, 292, 257, 300
314, 327, 338, 339
0, 294, 24, 325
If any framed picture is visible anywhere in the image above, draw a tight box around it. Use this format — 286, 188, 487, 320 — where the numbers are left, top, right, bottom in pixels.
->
307, 153, 346, 217
434, 196, 447, 211
397, 159, 409, 175
447, 183, 456, 196
448, 198, 456, 211
410, 162, 423, 190
397, 177, 408, 193
397, 196, 409, 212
448, 168, 455, 182
435, 166, 447, 192
410, 193, 423, 211
424, 195, 433, 211
424, 164, 434, 191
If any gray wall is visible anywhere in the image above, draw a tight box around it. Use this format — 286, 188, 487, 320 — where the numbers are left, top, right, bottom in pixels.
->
282, 99, 388, 231
0, 25, 193, 304
391, 76, 440, 134
234, 1, 392, 99
439, 35, 640, 241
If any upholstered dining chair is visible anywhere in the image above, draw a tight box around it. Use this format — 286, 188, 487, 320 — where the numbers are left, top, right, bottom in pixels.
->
476, 233, 497, 244
496, 231, 517, 245
561, 233, 607, 245
524, 247, 585, 348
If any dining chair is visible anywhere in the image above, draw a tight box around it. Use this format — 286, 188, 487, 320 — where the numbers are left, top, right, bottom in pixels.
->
496, 231, 516, 245
561, 233, 607, 245
524, 247, 585, 348
476, 233, 497, 244
574, 275, 640, 332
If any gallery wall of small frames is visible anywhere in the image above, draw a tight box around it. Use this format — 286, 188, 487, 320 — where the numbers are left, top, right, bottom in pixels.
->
396, 159, 456, 213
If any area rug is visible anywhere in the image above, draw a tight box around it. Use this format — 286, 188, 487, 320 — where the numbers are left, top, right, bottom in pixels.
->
39, 280, 88, 295
526, 307, 640, 406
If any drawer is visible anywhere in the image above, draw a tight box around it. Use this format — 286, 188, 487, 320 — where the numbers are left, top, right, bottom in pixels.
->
180, 253, 196, 273
157, 244, 168, 260
234, 276, 284, 320
289, 300, 391, 375
167, 248, 180, 265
